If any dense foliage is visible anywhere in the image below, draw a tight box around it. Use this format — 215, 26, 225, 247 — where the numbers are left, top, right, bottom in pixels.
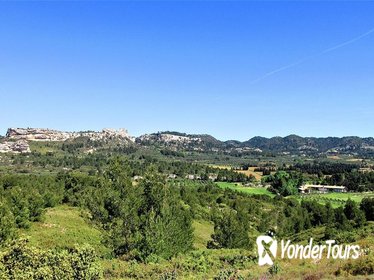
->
290, 161, 360, 175
0, 239, 101, 280
325, 171, 374, 192
0, 175, 63, 244
59, 159, 194, 261
263, 171, 302, 196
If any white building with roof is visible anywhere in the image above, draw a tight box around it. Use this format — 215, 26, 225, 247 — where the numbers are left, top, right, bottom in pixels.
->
299, 184, 346, 194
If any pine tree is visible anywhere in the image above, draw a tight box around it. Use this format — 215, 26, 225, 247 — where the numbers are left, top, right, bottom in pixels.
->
209, 209, 251, 249
360, 197, 374, 221
344, 199, 366, 228
334, 207, 351, 231
7, 187, 30, 229
0, 200, 16, 245
139, 167, 193, 260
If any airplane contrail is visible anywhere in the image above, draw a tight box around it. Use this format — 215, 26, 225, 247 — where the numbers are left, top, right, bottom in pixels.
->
250, 27, 374, 84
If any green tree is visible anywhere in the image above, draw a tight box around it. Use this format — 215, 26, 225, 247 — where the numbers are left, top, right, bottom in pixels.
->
7, 187, 30, 229
209, 209, 251, 249
360, 197, 374, 221
344, 199, 366, 228
139, 167, 193, 260
27, 190, 45, 222
266, 171, 299, 196
325, 201, 335, 225
334, 207, 351, 231
102, 158, 143, 257
0, 200, 16, 245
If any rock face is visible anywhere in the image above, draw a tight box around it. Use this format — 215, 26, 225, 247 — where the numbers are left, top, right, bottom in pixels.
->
136, 132, 207, 151
137, 133, 202, 146
0, 140, 30, 154
6, 128, 72, 141
6, 128, 134, 142
136, 132, 230, 152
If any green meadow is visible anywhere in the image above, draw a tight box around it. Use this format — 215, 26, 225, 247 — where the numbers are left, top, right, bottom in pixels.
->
216, 181, 275, 197
20, 205, 111, 257
294, 192, 374, 208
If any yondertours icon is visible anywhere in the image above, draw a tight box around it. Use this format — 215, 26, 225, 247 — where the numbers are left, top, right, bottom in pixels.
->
256, 235, 278, 266
256, 235, 361, 266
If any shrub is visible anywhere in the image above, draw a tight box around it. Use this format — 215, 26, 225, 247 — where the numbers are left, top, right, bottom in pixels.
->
209, 210, 251, 250
268, 263, 280, 275
338, 252, 374, 276
0, 239, 102, 279
0, 200, 16, 245
213, 268, 244, 280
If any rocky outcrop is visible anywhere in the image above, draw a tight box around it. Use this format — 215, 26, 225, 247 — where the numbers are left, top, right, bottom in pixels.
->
136, 132, 231, 152
137, 133, 202, 146
6, 128, 134, 142
136, 132, 206, 150
0, 140, 30, 154
7, 128, 72, 141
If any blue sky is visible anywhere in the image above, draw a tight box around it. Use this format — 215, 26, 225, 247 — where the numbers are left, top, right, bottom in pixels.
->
1, 1, 373, 141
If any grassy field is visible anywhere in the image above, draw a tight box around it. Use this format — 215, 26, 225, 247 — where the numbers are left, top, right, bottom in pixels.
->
293, 192, 374, 208
192, 220, 214, 249
309, 192, 373, 202
209, 165, 264, 181
20, 205, 111, 257
235, 167, 263, 180
216, 182, 275, 197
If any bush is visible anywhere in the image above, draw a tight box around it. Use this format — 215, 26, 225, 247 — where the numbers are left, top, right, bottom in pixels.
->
268, 263, 280, 275
174, 250, 214, 273
208, 210, 251, 250
361, 197, 374, 221
0, 239, 102, 279
213, 269, 244, 280
0, 200, 16, 245
337, 251, 374, 276
159, 270, 177, 280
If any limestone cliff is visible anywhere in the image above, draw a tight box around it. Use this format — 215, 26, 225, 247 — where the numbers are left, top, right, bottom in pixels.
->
0, 140, 31, 154
6, 128, 134, 142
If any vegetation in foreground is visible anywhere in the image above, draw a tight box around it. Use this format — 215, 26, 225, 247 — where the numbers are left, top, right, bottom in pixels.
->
4, 205, 374, 279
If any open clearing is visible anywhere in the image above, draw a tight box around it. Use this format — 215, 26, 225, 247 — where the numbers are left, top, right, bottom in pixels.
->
209, 165, 263, 180
20, 205, 111, 257
235, 167, 263, 180
216, 182, 275, 197
192, 220, 214, 249
293, 192, 374, 208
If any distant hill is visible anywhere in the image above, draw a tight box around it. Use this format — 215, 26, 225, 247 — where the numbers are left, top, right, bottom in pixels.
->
136, 131, 374, 156
1, 127, 374, 156
243, 135, 374, 153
